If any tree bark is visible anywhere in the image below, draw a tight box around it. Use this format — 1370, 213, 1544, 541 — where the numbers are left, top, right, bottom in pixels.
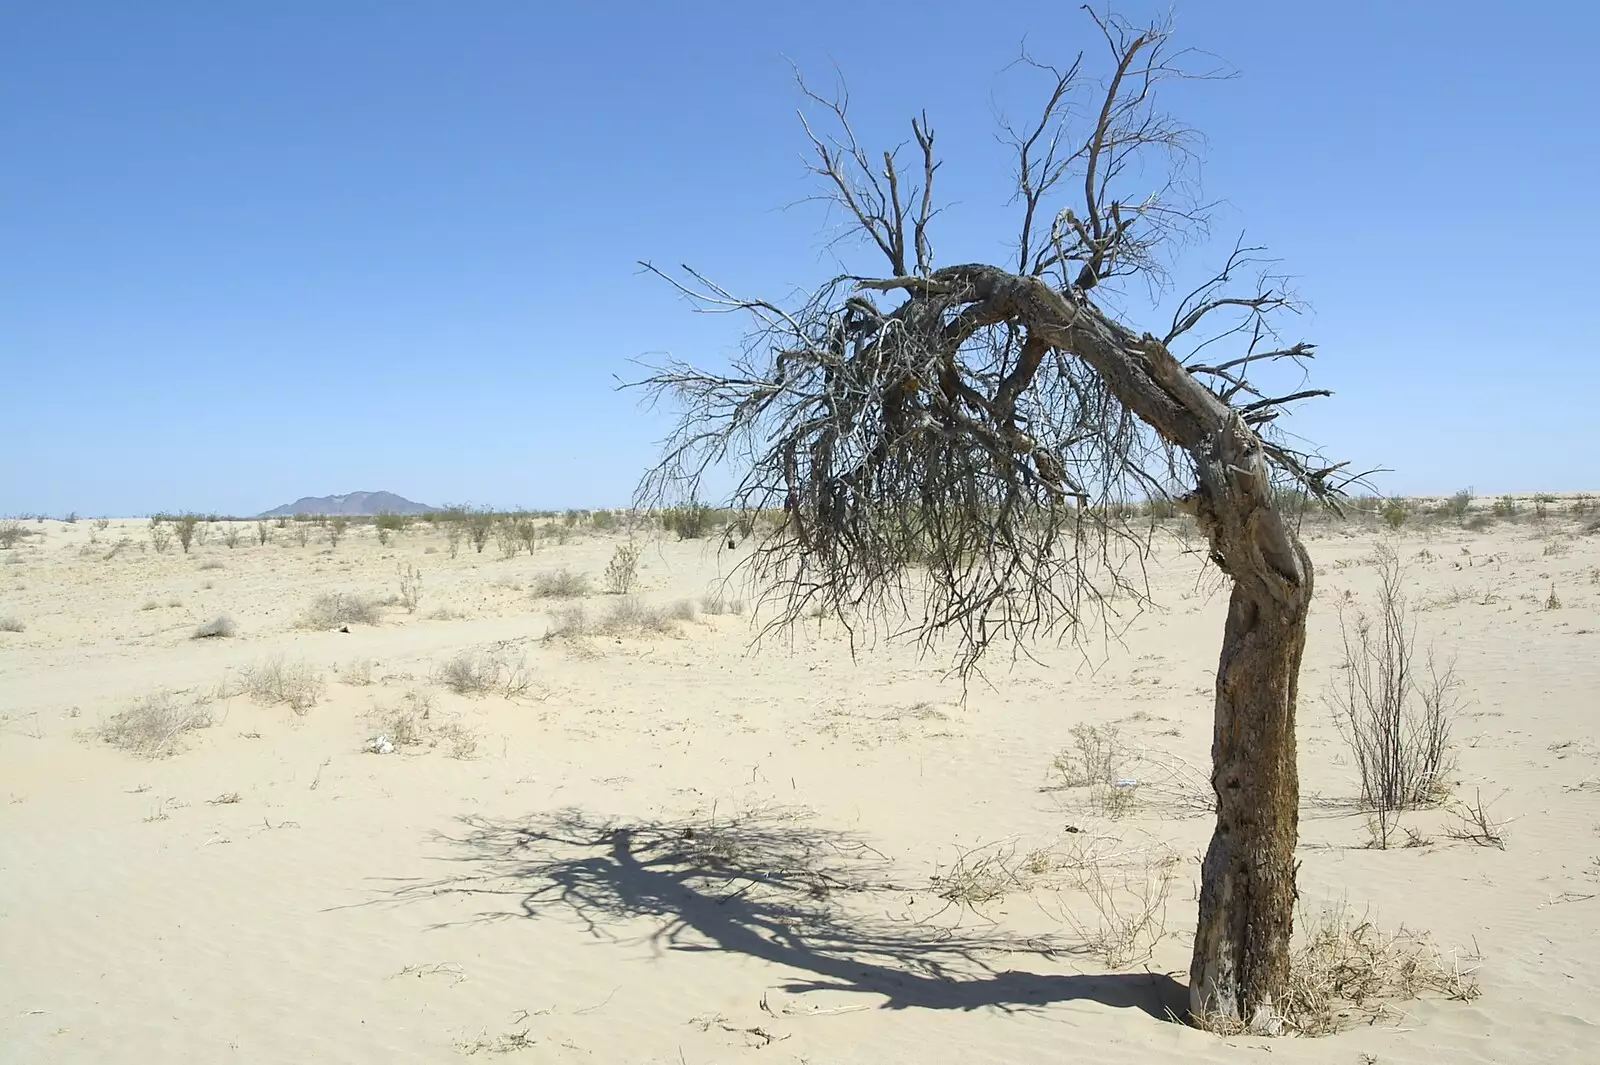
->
1188, 552, 1310, 1030
1183, 421, 1313, 1031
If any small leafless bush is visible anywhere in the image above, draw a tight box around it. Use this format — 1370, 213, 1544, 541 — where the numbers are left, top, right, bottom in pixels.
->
700, 591, 747, 615
221, 524, 242, 548
435, 646, 534, 698
603, 542, 640, 595
0, 615, 25, 633
1049, 723, 1128, 788
198, 559, 224, 571
237, 657, 325, 714
0, 519, 30, 549
97, 691, 213, 757
174, 513, 200, 553
543, 604, 590, 640
371, 690, 480, 758
1443, 789, 1511, 849
149, 519, 173, 554
192, 614, 237, 639
299, 592, 383, 629
606, 596, 685, 634
397, 564, 423, 613
256, 521, 271, 546
342, 658, 375, 686
1330, 544, 1460, 812
531, 568, 590, 599
1059, 849, 1177, 967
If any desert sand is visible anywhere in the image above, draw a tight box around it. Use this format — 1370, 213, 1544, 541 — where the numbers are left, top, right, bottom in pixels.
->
2, 506, 1597, 1064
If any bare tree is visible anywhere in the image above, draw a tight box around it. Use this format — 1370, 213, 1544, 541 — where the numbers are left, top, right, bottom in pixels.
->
631, 9, 1357, 1031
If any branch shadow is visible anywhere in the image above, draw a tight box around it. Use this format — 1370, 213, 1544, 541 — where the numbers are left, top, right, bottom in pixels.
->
383, 803, 1189, 1021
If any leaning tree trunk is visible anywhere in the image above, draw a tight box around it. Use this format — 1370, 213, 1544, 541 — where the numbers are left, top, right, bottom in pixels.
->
1182, 418, 1314, 1031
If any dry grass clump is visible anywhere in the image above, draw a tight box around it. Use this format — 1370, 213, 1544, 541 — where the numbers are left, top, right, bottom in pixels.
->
369, 690, 478, 758
543, 596, 695, 641
530, 568, 591, 599
0, 615, 23, 633
700, 591, 747, 615
434, 646, 533, 698
236, 656, 325, 714
197, 559, 225, 571
97, 691, 213, 757
1260, 905, 1480, 1036
191, 614, 237, 639
341, 658, 375, 686
298, 592, 383, 629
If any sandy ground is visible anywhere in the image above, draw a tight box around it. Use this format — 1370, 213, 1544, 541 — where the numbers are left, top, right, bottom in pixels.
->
2, 506, 1598, 1064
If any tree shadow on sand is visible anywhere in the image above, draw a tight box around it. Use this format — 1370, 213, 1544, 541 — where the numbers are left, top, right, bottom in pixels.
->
383, 803, 1188, 1021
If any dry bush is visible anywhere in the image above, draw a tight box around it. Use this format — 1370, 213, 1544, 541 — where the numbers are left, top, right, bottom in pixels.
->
198, 559, 224, 571
1058, 849, 1178, 967
370, 690, 479, 758
1443, 789, 1511, 849
607, 595, 687, 633
342, 658, 375, 686
255, 521, 271, 546
149, 519, 173, 554
0, 519, 32, 549
396, 564, 423, 614
700, 590, 747, 615
602, 542, 640, 594
531, 568, 591, 599
299, 592, 384, 629
435, 646, 534, 698
1330, 543, 1460, 812
237, 657, 325, 714
192, 614, 237, 639
1269, 905, 1479, 1036
0, 616, 23, 633
543, 603, 590, 640
327, 516, 350, 547
97, 691, 213, 757
1049, 723, 1129, 787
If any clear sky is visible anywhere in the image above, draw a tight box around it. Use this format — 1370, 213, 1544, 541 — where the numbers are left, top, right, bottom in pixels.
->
3, 1, 1595, 516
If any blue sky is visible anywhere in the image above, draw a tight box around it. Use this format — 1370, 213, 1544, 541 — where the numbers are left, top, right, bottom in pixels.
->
3, 1, 1595, 516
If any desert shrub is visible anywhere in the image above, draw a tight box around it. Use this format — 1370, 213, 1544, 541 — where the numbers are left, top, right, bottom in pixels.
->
531, 568, 590, 599
396, 564, 423, 613
591, 509, 618, 532
444, 520, 464, 558
1380, 497, 1408, 529
373, 690, 478, 758
0, 615, 24, 632
299, 592, 384, 629
149, 518, 173, 554
1490, 495, 1518, 519
256, 521, 271, 546
699, 591, 746, 615
198, 559, 224, 571
221, 524, 241, 548
192, 614, 237, 639
1443, 488, 1473, 521
374, 511, 407, 546
1330, 544, 1460, 813
237, 657, 325, 714
542, 598, 693, 639
327, 516, 351, 547
0, 519, 29, 549
1462, 513, 1491, 532
97, 691, 213, 757
174, 513, 200, 553
1050, 723, 1129, 788
662, 499, 714, 539
434, 647, 533, 697
291, 520, 312, 546
466, 508, 494, 553
603, 542, 640, 594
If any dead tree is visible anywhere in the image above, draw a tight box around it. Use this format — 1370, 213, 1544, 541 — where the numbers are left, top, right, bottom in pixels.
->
632, 9, 1354, 1031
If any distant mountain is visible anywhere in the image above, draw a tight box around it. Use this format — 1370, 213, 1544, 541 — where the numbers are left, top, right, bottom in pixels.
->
258, 491, 435, 518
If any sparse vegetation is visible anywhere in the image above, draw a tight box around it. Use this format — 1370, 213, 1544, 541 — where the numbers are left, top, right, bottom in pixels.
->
0, 615, 24, 633
1330, 544, 1461, 813
299, 592, 383, 629
192, 614, 237, 639
531, 568, 590, 599
603, 542, 640, 594
236, 657, 325, 714
327, 515, 350, 547
149, 518, 173, 554
0, 519, 30, 549
174, 513, 200, 553
396, 564, 423, 613
435, 647, 534, 698
97, 691, 213, 757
